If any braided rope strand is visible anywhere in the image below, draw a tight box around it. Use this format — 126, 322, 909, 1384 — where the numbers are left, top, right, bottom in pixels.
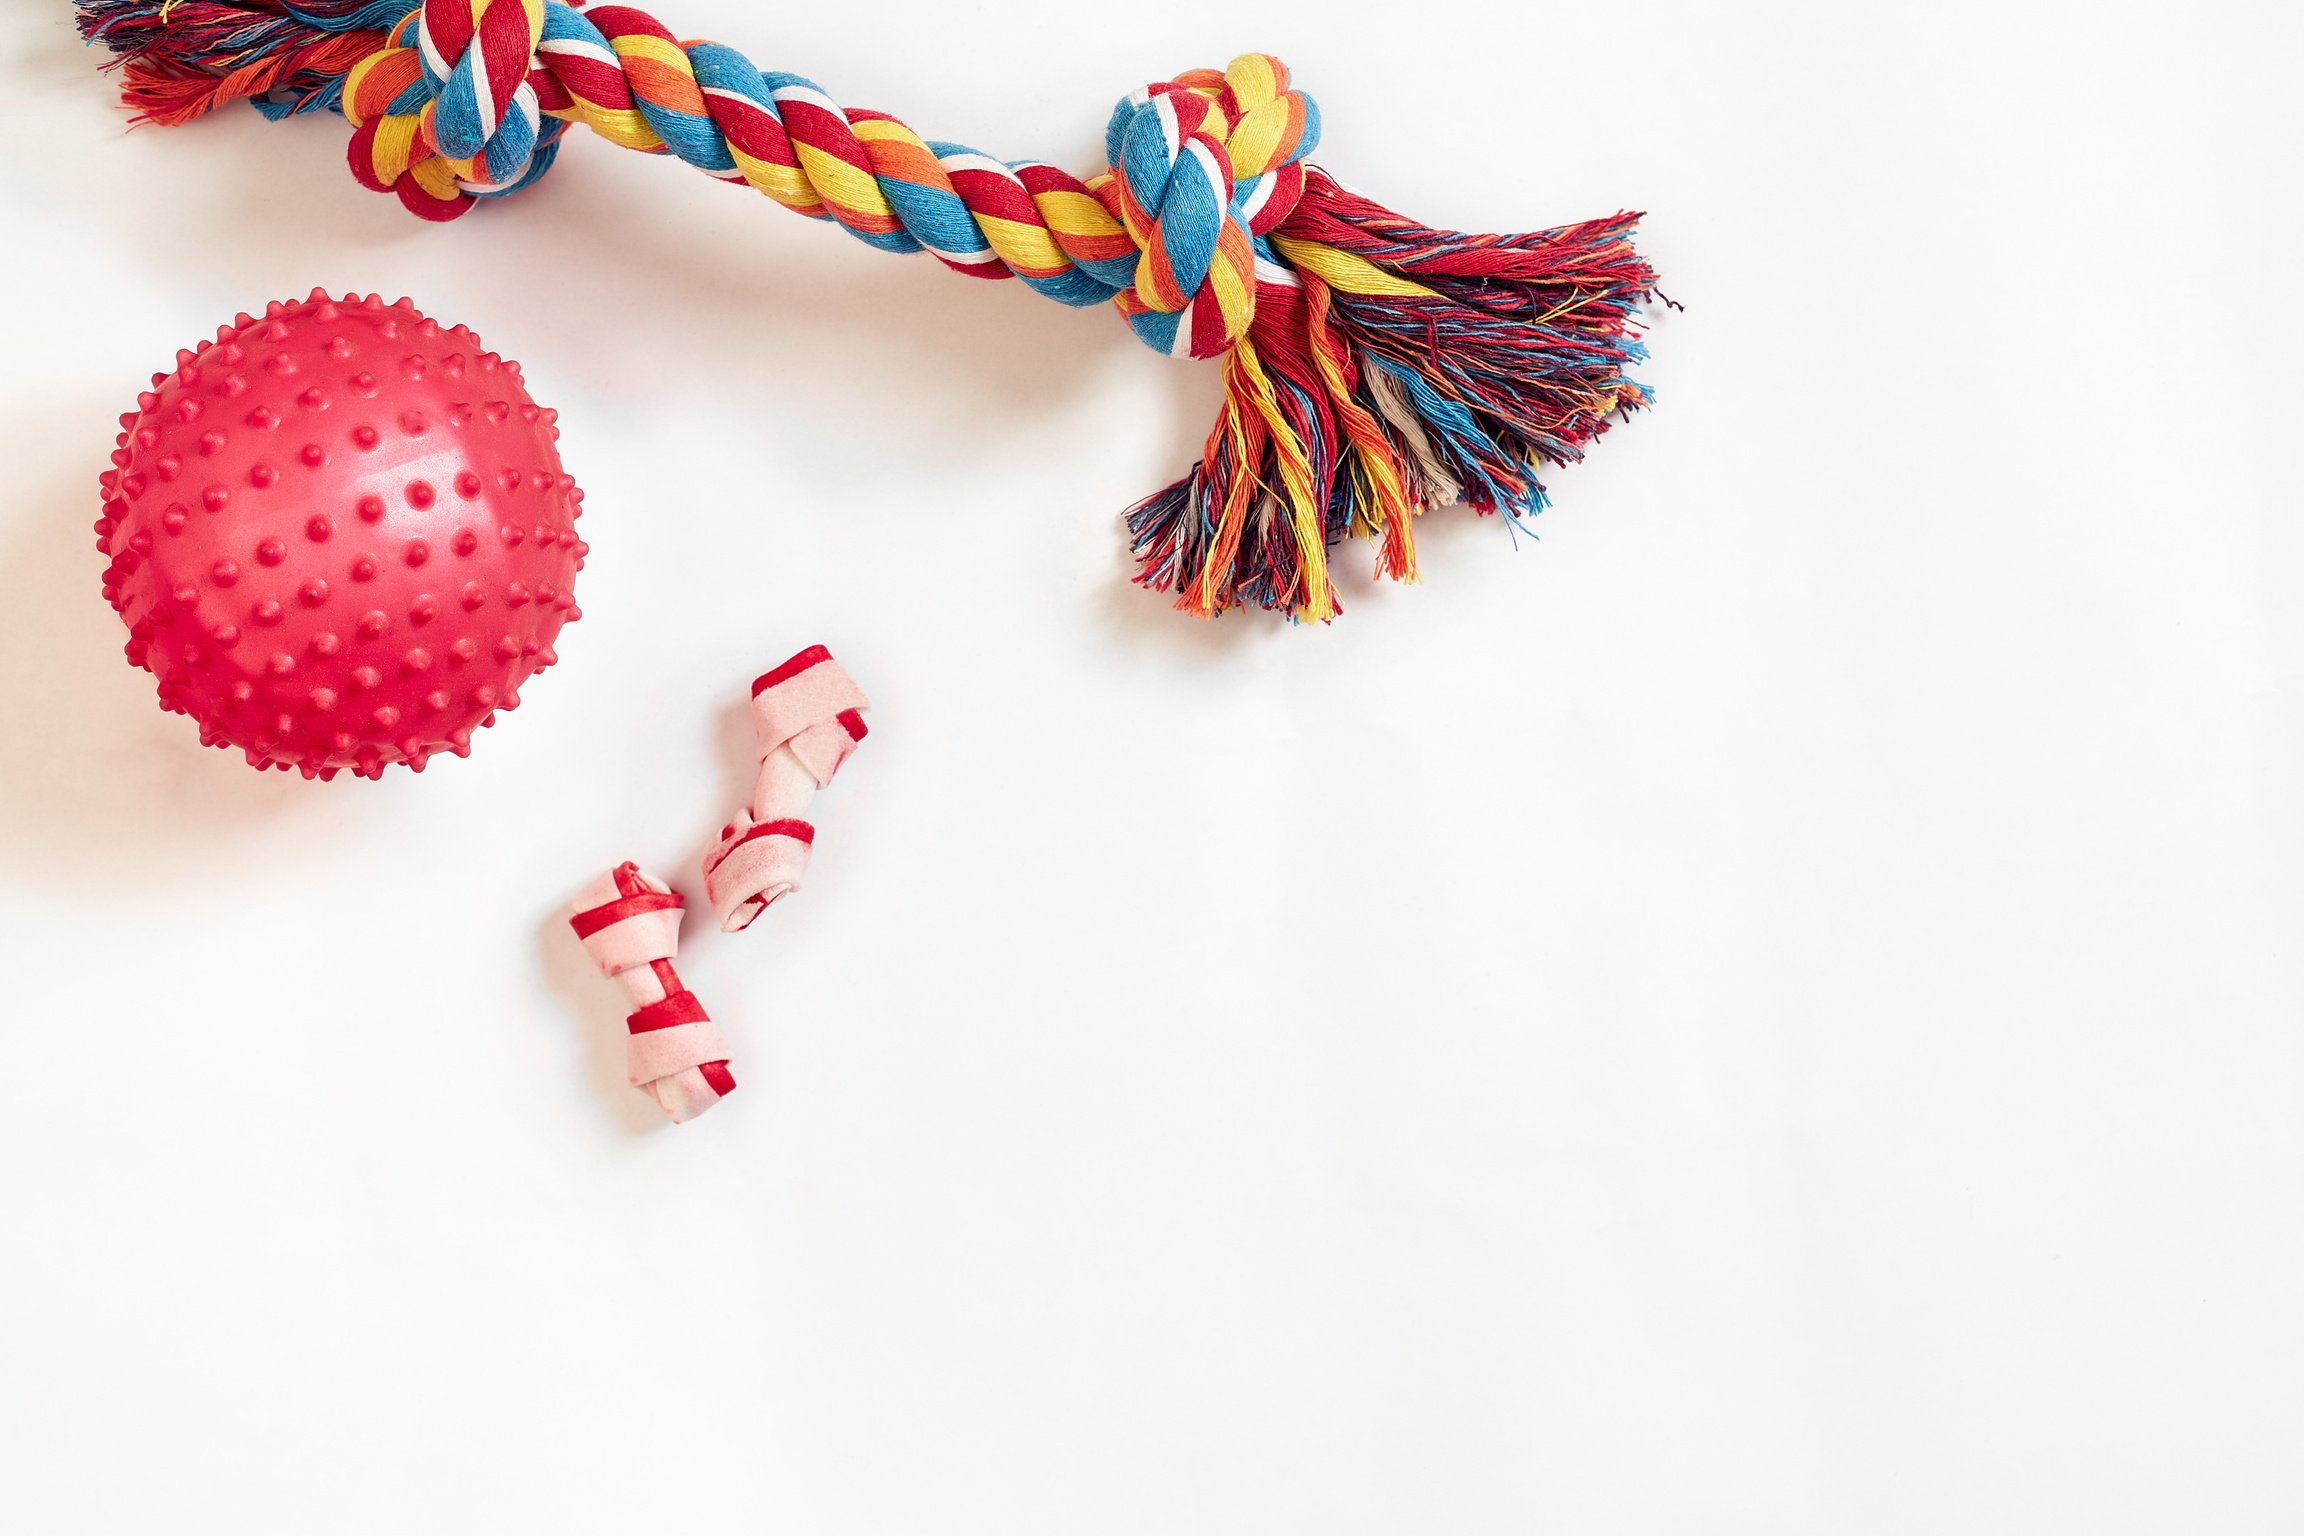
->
343, 2, 1312, 357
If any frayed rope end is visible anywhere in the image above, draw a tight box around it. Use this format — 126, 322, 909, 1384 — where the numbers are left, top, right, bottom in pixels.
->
1130, 170, 1657, 621
74, 1, 381, 126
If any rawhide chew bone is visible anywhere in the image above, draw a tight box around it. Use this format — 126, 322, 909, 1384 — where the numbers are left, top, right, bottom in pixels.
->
703, 645, 870, 933
95, 289, 583, 779
78, 0, 1659, 623
567, 862, 736, 1122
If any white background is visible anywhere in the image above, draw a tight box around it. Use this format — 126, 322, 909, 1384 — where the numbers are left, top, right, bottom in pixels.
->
2, 1, 2298, 1530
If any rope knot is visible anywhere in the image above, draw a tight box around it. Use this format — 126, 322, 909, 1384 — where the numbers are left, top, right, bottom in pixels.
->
344, 0, 559, 219
1096, 55, 1321, 359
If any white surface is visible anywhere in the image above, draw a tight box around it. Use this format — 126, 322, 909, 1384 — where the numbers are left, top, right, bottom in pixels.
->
2, 2, 2299, 1530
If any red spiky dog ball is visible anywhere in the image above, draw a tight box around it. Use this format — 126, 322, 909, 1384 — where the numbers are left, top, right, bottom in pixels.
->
96, 291, 584, 780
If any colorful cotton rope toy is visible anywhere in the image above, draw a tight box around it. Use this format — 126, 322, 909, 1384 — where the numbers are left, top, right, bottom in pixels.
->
81, 0, 1660, 622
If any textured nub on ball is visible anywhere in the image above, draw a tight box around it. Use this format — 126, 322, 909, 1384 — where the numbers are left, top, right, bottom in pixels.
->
96, 290, 585, 781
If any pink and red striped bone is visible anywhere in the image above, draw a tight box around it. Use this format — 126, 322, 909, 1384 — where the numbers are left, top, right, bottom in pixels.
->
567, 861, 736, 1123
703, 644, 870, 932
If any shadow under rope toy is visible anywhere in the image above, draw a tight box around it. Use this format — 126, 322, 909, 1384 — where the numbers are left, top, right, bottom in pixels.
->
79, 0, 1662, 623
